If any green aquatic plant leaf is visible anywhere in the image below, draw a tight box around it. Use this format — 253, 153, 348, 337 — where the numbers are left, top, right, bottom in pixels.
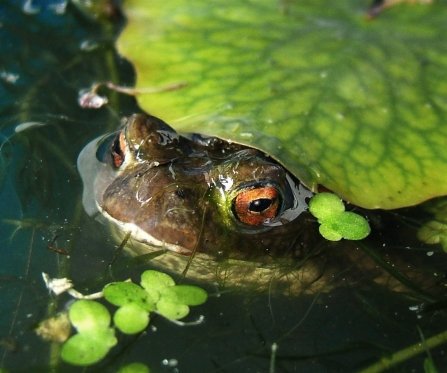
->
62, 300, 117, 366
308, 193, 345, 220
156, 299, 190, 320
424, 357, 440, 373
309, 193, 370, 241
417, 197, 447, 251
68, 299, 111, 333
103, 282, 157, 312
320, 211, 371, 241
113, 304, 150, 334
61, 329, 117, 366
159, 285, 208, 306
417, 220, 447, 252
117, 362, 151, 373
118, 0, 447, 209
140, 269, 175, 292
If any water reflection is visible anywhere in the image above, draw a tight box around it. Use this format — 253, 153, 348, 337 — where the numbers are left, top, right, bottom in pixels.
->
1, 1, 447, 372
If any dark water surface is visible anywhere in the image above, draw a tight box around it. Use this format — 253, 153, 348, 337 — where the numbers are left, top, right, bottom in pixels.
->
1, 1, 447, 372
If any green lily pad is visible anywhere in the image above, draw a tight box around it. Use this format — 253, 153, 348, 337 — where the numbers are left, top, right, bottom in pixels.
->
118, 0, 447, 209
113, 304, 150, 335
103, 282, 156, 312
68, 300, 111, 333
61, 328, 117, 366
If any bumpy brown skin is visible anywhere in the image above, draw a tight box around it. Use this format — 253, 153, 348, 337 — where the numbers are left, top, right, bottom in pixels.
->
100, 114, 315, 261
89, 114, 445, 297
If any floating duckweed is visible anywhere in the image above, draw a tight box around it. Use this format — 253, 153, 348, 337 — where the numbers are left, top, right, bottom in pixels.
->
141, 269, 176, 291
159, 285, 208, 306
319, 224, 343, 241
320, 211, 371, 241
309, 193, 345, 220
103, 282, 157, 312
114, 304, 150, 334
61, 329, 117, 366
54, 270, 207, 367
417, 198, 447, 252
309, 193, 371, 241
140, 270, 208, 319
61, 300, 117, 366
156, 299, 190, 320
68, 299, 111, 333
418, 220, 447, 252
117, 362, 151, 373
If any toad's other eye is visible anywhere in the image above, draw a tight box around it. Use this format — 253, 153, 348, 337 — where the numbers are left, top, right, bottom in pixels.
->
232, 186, 281, 226
111, 131, 126, 168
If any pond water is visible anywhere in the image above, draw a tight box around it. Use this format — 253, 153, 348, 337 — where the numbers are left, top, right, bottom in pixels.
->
1, 1, 447, 372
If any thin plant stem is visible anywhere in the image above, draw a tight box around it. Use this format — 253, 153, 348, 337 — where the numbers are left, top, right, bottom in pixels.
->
358, 329, 447, 373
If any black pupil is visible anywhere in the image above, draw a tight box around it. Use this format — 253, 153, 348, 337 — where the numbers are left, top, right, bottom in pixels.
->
111, 134, 124, 157
248, 198, 272, 213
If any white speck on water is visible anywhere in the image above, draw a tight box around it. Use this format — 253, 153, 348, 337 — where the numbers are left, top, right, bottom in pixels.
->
427, 251, 434, 256
22, 0, 40, 14
49, 1, 67, 14
80, 39, 99, 51
0, 71, 19, 83
162, 359, 178, 367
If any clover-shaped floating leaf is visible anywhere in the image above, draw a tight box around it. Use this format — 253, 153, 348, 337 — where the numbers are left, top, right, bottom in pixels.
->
61, 328, 117, 366
309, 193, 370, 241
118, 0, 447, 210
156, 300, 190, 320
156, 285, 208, 320
61, 300, 117, 366
308, 193, 345, 220
417, 197, 447, 252
103, 282, 156, 312
319, 211, 371, 241
141, 270, 175, 292
68, 299, 111, 333
117, 362, 151, 373
418, 220, 447, 253
159, 285, 208, 306
113, 304, 150, 334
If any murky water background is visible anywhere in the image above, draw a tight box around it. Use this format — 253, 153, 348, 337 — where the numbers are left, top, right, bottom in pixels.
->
1, 1, 447, 372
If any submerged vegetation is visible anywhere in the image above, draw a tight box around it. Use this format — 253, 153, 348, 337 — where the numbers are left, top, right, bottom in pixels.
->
1, 0, 447, 372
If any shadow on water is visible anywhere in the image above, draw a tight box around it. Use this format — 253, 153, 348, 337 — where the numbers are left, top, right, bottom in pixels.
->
1, 1, 447, 372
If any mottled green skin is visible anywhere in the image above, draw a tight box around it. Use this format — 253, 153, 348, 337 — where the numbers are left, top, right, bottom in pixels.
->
118, 0, 447, 209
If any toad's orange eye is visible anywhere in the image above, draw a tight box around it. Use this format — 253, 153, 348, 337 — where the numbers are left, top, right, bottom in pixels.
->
233, 186, 281, 226
111, 131, 126, 168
